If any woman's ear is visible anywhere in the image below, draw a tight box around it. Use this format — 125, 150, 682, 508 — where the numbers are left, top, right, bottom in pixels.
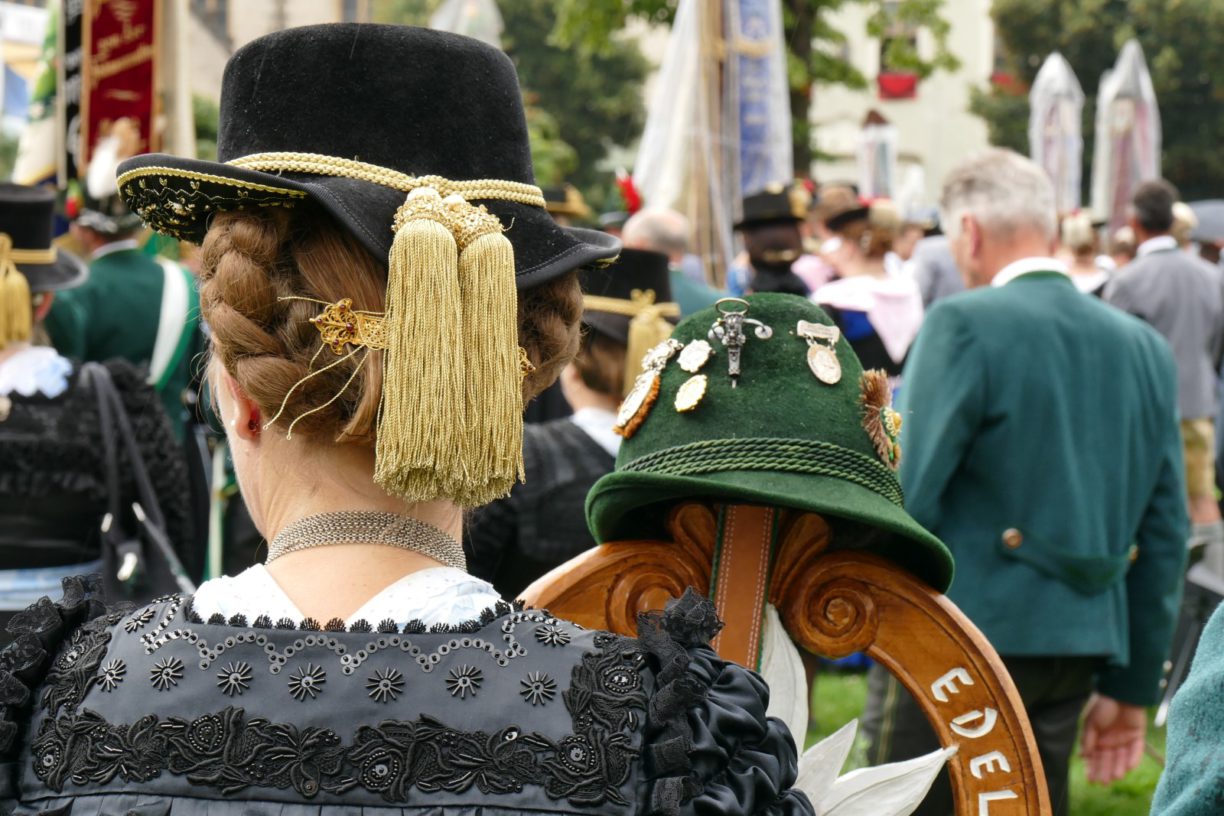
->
216, 366, 262, 442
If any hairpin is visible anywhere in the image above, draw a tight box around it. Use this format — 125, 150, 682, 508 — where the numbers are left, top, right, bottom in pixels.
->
708, 298, 772, 387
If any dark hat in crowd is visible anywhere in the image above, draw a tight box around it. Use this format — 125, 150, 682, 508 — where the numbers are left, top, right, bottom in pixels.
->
76, 190, 143, 237
543, 183, 592, 221
580, 247, 678, 393
735, 182, 809, 230
598, 210, 630, 232
0, 184, 87, 292
116, 24, 619, 290
0, 183, 87, 349
818, 186, 871, 231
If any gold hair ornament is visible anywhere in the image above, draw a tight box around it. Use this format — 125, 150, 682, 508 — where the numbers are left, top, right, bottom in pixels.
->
266, 294, 534, 447
308, 298, 387, 354
0, 234, 36, 350
583, 288, 680, 395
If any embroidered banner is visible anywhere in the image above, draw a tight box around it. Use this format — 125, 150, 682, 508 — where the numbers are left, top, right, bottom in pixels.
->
80, 0, 159, 170
733, 0, 792, 195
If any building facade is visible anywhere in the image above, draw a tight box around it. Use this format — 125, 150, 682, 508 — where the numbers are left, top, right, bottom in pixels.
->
809, 0, 995, 215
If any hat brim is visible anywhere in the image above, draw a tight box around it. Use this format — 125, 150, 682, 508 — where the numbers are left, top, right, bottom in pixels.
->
21, 250, 89, 292
117, 154, 621, 289
583, 312, 630, 344
733, 214, 802, 231
586, 466, 954, 592
76, 208, 144, 236
825, 206, 871, 231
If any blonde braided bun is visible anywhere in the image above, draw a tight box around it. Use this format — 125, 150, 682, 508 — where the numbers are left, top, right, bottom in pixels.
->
198, 208, 581, 445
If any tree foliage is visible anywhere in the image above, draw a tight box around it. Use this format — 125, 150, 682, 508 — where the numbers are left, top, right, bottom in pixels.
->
502, 0, 650, 211
973, 0, 1224, 201
373, 0, 647, 215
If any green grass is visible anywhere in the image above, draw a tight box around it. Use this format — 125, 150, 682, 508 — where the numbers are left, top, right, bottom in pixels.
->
805, 670, 1164, 815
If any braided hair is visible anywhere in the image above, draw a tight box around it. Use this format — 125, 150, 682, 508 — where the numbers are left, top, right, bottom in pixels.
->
197, 206, 582, 444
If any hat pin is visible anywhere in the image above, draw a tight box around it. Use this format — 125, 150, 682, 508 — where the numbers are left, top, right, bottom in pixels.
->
708, 297, 772, 387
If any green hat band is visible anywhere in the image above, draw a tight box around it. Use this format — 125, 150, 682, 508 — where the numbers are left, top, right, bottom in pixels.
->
620, 437, 904, 507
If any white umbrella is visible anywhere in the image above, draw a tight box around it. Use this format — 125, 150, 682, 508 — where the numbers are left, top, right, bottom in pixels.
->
1090, 40, 1161, 232
1029, 52, 1085, 213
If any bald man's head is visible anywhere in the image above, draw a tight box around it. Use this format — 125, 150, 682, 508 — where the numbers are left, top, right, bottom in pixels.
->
622, 208, 690, 264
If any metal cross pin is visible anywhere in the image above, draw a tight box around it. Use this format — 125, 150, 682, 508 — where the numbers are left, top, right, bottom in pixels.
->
708, 298, 772, 387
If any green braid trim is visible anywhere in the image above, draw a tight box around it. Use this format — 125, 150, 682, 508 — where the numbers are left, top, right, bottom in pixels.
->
620, 438, 904, 507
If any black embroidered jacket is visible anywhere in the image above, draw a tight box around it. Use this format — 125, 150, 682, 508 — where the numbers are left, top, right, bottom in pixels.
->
0, 578, 813, 816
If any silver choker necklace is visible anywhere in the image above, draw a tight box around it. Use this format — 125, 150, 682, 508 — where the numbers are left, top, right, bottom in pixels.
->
266, 511, 467, 571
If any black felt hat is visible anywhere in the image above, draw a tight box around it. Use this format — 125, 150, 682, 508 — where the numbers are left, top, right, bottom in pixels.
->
543, 184, 592, 220
580, 248, 676, 344
735, 182, 808, 230
116, 24, 619, 289
0, 184, 87, 292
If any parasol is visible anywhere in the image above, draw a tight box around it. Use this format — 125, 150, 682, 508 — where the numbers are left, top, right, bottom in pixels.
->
1090, 40, 1161, 232
1029, 52, 1085, 213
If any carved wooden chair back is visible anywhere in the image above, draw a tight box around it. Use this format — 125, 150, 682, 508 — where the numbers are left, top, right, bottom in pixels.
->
521, 502, 1051, 816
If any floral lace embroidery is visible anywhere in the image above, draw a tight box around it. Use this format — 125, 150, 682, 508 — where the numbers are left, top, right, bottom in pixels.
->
32, 632, 648, 807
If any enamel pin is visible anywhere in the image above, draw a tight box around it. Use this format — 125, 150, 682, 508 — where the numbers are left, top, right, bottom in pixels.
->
614, 338, 684, 438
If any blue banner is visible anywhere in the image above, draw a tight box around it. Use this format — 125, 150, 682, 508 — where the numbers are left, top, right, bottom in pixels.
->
735, 0, 792, 194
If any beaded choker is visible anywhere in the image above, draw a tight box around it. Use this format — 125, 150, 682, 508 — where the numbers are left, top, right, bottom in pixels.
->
266, 511, 466, 572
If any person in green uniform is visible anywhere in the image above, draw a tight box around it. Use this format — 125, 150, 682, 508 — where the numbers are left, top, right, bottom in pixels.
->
861, 149, 1188, 816
44, 191, 201, 440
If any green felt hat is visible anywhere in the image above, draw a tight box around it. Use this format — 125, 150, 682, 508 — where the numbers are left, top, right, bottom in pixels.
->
586, 292, 954, 591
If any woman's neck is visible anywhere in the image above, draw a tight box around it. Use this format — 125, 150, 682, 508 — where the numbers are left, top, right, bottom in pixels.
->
1069, 256, 1099, 276
839, 256, 886, 279
243, 436, 465, 621
0, 341, 30, 366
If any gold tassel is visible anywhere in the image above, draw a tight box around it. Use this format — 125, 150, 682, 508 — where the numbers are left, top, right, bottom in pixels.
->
622, 289, 676, 395
374, 187, 468, 502
450, 197, 523, 506
0, 233, 31, 350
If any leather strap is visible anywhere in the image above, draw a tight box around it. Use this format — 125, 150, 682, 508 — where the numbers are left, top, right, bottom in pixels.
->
710, 504, 775, 669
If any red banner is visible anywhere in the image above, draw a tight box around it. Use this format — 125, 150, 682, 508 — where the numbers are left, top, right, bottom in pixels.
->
80, 0, 160, 175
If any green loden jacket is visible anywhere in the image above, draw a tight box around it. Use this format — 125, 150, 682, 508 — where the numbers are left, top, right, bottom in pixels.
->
45, 245, 201, 440
898, 269, 1188, 705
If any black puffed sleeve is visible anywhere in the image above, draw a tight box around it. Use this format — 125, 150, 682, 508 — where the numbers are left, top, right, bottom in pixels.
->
637, 590, 813, 816
0, 576, 110, 800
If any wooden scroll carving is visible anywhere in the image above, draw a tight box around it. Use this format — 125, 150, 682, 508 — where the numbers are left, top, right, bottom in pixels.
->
521, 501, 1050, 816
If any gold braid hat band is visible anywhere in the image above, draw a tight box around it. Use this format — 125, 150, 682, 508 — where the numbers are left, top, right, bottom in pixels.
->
584, 288, 680, 396
228, 152, 548, 207
0, 233, 47, 350
240, 151, 544, 507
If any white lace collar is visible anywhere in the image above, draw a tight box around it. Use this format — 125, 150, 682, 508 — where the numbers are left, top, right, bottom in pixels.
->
0, 346, 73, 398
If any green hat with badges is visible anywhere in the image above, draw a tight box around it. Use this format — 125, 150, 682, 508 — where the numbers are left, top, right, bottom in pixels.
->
586, 292, 953, 591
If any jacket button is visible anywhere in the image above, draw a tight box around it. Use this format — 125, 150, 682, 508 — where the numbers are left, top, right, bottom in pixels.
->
1002, 528, 1023, 549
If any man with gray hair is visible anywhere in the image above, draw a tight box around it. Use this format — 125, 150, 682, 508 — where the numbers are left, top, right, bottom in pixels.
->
622, 207, 723, 315
862, 149, 1187, 814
